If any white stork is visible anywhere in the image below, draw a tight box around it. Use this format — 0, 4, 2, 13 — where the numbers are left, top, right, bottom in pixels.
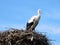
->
26, 9, 41, 31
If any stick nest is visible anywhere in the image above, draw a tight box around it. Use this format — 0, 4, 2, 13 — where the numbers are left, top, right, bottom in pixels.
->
0, 28, 51, 45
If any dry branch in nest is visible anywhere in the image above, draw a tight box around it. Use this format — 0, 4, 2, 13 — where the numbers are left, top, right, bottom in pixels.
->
0, 28, 51, 45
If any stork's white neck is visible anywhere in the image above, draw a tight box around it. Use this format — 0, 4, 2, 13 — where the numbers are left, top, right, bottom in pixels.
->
38, 9, 41, 17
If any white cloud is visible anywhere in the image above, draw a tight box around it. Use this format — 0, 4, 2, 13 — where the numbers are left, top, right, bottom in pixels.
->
0, 24, 25, 31
38, 24, 60, 34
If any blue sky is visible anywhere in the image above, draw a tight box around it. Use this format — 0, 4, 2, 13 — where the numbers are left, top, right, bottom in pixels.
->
0, 0, 60, 45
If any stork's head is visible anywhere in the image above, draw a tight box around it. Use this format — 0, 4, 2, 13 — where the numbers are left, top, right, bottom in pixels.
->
38, 9, 41, 16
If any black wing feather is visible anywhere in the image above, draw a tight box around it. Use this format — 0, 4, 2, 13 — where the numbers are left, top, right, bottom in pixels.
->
26, 22, 33, 30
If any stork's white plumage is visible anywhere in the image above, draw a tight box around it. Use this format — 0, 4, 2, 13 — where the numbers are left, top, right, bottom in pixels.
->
26, 9, 41, 31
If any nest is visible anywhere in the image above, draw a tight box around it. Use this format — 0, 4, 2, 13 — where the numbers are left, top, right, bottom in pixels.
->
0, 28, 50, 45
